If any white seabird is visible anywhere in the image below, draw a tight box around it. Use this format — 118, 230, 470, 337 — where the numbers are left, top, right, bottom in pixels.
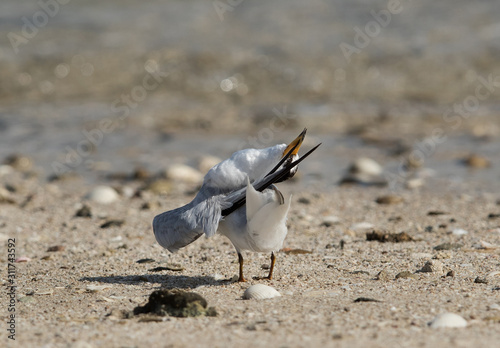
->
153, 129, 320, 282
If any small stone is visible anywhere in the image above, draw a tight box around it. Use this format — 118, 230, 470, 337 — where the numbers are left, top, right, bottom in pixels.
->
197, 155, 222, 174
446, 270, 455, 277
474, 276, 488, 284
86, 186, 119, 204
350, 222, 374, 232
75, 204, 92, 218
4, 154, 33, 171
133, 289, 216, 317
145, 179, 173, 194
297, 197, 311, 205
165, 164, 203, 184
366, 230, 413, 243
340, 158, 387, 186
489, 213, 500, 219
86, 285, 112, 293
451, 228, 468, 236
428, 211, 447, 216
375, 195, 403, 205
148, 264, 184, 272
406, 178, 424, 189
136, 258, 155, 264
419, 260, 444, 274
282, 248, 312, 255
375, 270, 391, 281
321, 215, 340, 227
132, 167, 151, 181
462, 154, 491, 168
47, 245, 65, 252
15, 256, 31, 263
434, 242, 463, 251
354, 297, 381, 303
0, 186, 16, 204
428, 313, 467, 328
100, 220, 125, 229
395, 271, 418, 279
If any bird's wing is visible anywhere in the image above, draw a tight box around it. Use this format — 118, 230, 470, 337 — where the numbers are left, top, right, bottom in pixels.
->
153, 196, 231, 252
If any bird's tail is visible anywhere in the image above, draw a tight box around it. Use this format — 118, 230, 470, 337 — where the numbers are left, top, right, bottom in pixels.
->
221, 142, 321, 216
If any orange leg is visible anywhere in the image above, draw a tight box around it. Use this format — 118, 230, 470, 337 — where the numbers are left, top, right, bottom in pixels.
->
267, 252, 276, 280
238, 252, 247, 282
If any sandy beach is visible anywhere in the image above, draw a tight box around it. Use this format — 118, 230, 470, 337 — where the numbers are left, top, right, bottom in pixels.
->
1, 0, 500, 347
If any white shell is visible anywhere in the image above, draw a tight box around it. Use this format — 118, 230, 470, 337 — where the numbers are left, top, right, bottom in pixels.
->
165, 164, 203, 184
243, 284, 281, 300
350, 222, 374, 232
428, 313, 467, 328
350, 158, 382, 176
86, 186, 119, 204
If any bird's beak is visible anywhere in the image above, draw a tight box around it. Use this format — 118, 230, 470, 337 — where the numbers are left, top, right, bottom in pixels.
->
283, 128, 307, 157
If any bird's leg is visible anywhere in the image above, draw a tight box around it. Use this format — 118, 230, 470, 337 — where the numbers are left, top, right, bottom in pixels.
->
238, 252, 246, 282
266, 252, 276, 280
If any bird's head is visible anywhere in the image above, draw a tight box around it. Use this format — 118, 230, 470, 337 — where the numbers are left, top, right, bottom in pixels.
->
279, 128, 306, 180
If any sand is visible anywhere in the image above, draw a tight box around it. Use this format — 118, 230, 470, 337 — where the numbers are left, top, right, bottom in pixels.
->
2, 162, 500, 348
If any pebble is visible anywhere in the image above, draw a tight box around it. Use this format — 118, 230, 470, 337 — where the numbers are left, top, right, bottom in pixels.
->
375, 270, 391, 281
243, 284, 281, 300
133, 289, 217, 317
473, 240, 499, 250
375, 195, 403, 205
349, 157, 383, 176
462, 154, 491, 168
321, 215, 340, 227
75, 204, 92, 218
406, 177, 425, 189
428, 313, 467, 328
411, 252, 433, 259
197, 155, 222, 173
0, 164, 13, 176
419, 260, 444, 274
100, 220, 125, 229
366, 230, 413, 243
3, 154, 33, 171
434, 242, 463, 251
395, 271, 418, 280
15, 256, 31, 263
350, 222, 374, 232
474, 276, 488, 284
145, 179, 173, 194
0, 186, 16, 204
86, 285, 112, 293
47, 245, 65, 252
85, 186, 119, 204
165, 164, 203, 184
136, 258, 155, 264
451, 228, 468, 236
340, 158, 387, 186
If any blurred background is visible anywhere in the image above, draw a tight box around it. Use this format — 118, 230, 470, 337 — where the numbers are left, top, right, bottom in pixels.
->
0, 0, 499, 191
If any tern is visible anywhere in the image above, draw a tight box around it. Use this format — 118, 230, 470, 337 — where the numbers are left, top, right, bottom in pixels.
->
153, 129, 320, 282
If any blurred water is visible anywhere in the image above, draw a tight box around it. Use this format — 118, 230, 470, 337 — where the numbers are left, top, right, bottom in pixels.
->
0, 0, 499, 191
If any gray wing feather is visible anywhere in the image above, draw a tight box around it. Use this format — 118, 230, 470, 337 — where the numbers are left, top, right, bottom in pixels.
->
153, 195, 231, 253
